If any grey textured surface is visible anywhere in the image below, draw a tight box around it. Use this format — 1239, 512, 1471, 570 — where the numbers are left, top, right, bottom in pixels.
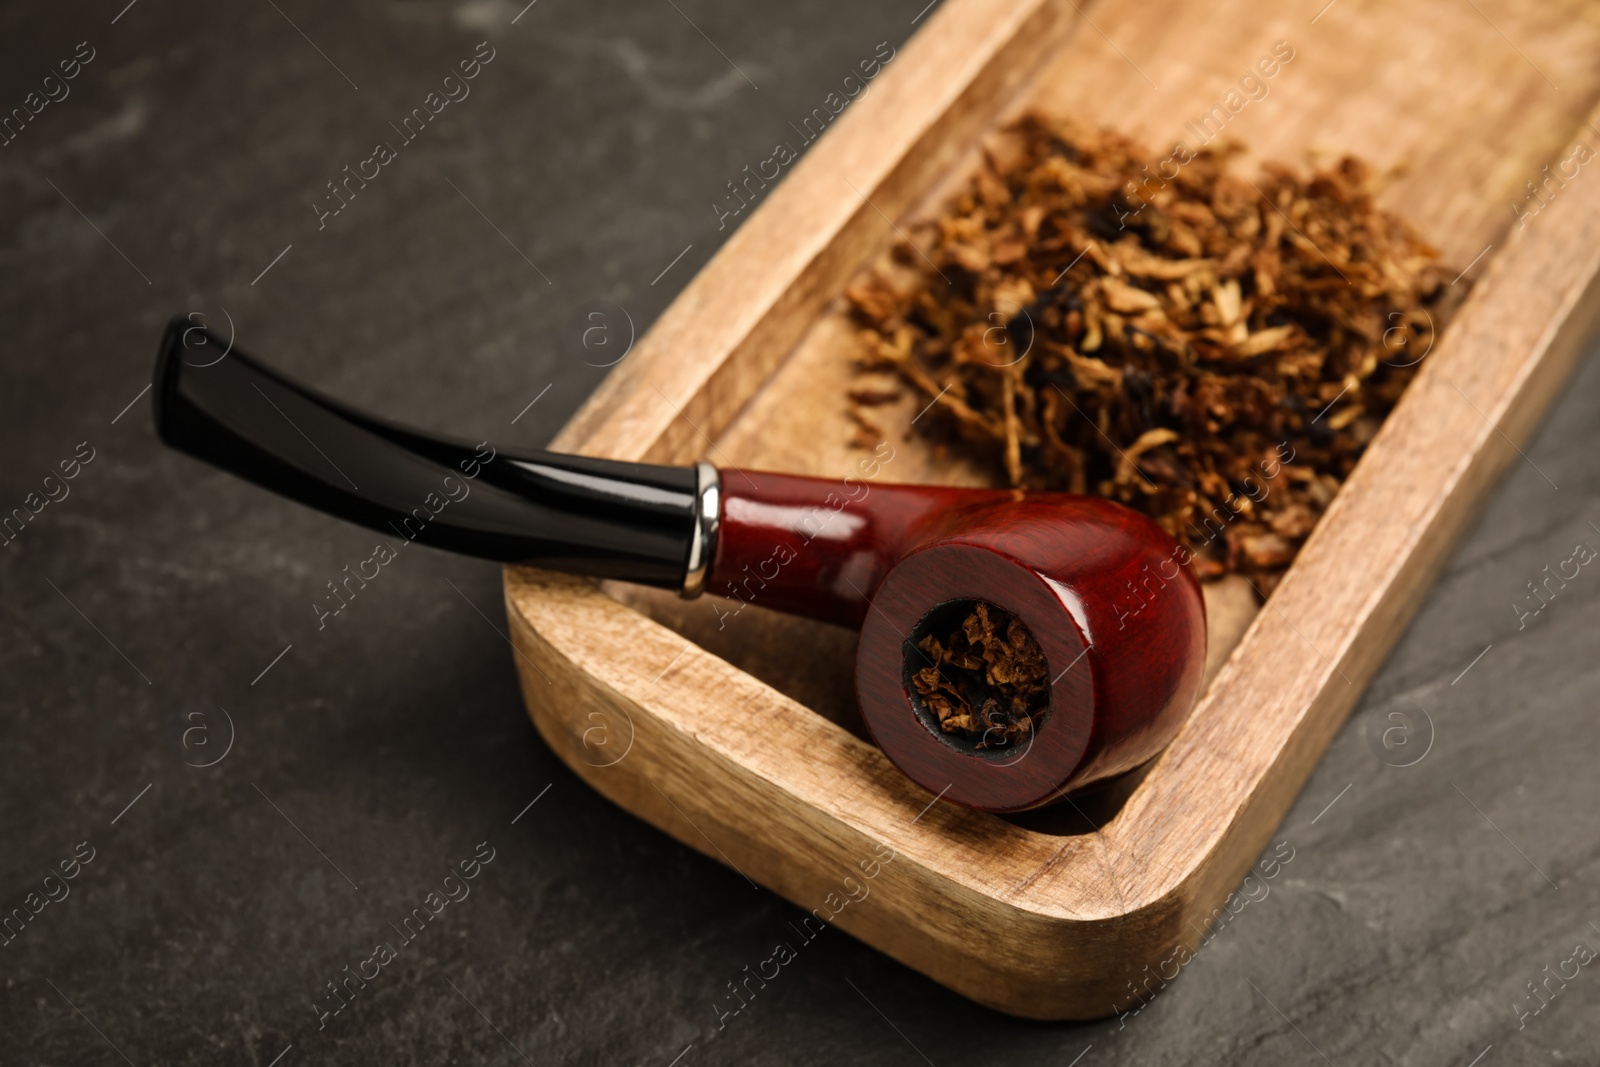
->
2, 2, 1598, 1065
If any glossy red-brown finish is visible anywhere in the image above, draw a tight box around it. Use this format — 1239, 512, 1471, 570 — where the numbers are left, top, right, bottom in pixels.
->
708, 469, 1208, 812
709, 466, 970, 627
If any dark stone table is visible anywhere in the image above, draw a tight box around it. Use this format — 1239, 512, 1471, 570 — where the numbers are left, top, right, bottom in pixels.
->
3, 2, 1596, 1063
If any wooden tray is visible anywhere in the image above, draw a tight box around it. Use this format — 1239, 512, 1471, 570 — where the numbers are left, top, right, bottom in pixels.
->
503, 0, 1600, 1019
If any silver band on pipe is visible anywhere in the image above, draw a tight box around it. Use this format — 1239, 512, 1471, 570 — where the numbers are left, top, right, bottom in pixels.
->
680, 461, 721, 598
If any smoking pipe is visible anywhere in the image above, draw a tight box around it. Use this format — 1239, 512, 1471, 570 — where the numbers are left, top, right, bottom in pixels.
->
151, 318, 1205, 812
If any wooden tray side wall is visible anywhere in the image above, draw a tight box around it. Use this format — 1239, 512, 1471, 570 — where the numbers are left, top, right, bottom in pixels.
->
507, 573, 1180, 1017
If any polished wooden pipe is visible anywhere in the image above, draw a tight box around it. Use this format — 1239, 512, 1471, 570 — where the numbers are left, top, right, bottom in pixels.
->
153, 319, 1206, 812
714, 471, 1205, 810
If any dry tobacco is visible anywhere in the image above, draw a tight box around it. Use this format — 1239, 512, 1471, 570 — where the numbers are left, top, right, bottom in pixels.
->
848, 114, 1461, 595
911, 601, 1049, 748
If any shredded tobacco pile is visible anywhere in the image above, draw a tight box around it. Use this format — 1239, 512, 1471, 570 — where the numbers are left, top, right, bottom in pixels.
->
911, 601, 1050, 748
847, 114, 1461, 595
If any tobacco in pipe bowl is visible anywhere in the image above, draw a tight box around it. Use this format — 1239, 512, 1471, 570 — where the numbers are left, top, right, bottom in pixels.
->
152, 318, 1206, 813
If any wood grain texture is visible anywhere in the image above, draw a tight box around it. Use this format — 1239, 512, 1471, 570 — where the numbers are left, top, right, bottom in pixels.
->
507, 0, 1600, 1018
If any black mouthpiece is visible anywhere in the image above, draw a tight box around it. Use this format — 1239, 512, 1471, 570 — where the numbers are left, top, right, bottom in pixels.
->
152, 317, 703, 588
